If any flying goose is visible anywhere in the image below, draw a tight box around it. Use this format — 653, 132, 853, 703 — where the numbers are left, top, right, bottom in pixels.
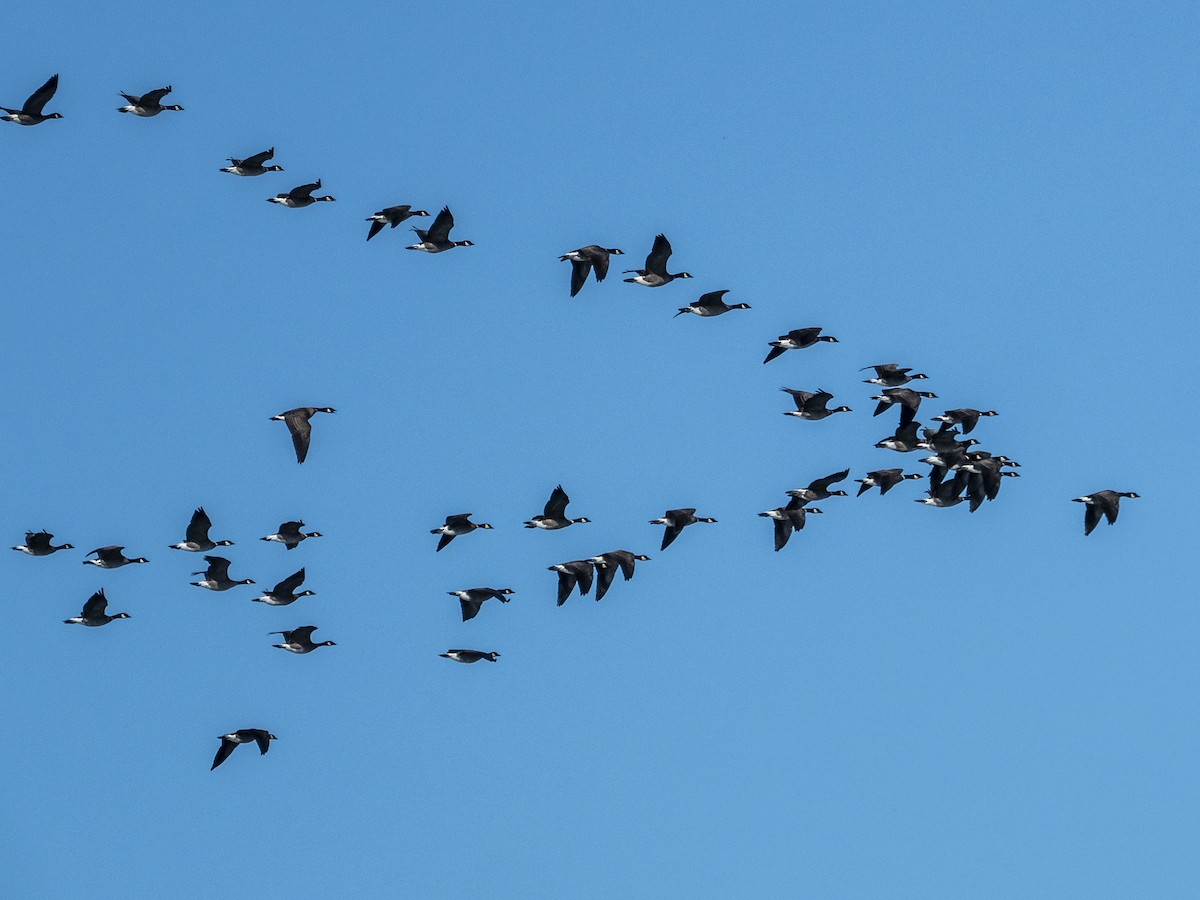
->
253, 568, 315, 606
1073, 490, 1139, 536
82, 546, 149, 568
271, 407, 336, 464
587, 550, 651, 602
191, 556, 254, 591
63, 589, 130, 626
860, 364, 929, 387
449, 587, 515, 622
406, 206, 473, 252
261, 521, 323, 550
220, 147, 283, 176
366, 205, 430, 241
650, 508, 717, 551
871, 388, 938, 427
623, 234, 693, 287
561, 245, 624, 296
117, 85, 184, 116
759, 498, 822, 552
855, 469, 922, 497
931, 408, 999, 435
266, 180, 335, 207
1, 74, 62, 125
170, 507, 234, 552
13, 531, 73, 556
211, 729, 276, 770
270, 625, 336, 653
916, 470, 970, 507
674, 290, 751, 318
440, 649, 500, 664
431, 513, 493, 552
524, 485, 590, 529
763, 328, 839, 364
874, 421, 923, 452
548, 560, 595, 606
786, 469, 850, 502
781, 388, 852, 420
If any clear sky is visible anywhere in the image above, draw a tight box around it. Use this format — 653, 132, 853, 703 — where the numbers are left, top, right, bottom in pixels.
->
2, 1, 1196, 897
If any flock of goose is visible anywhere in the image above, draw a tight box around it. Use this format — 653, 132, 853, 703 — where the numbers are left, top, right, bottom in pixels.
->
5, 71, 1139, 771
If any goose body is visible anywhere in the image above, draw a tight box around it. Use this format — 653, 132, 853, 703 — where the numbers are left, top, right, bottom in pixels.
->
650, 508, 717, 551
267, 179, 335, 207
781, 388, 852, 420
450, 587, 515, 622
855, 469, 922, 497
117, 85, 183, 116
367, 204, 430, 241
587, 550, 651, 602
675, 289, 751, 318
871, 388, 938, 427
170, 507, 234, 552
63, 588, 130, 626
786, 470, 850, 502
211, 729, 276, 770
190, 555, 254, 591
441, 649, 500, 664
220, 147, 282, 176
917, 470, 970, 507
874, 421, 922, 452
271, 407, 335, 463
763, 328, 839, 364
561, 245, 623, 296
623, 234, 692, 287
431, 513, 493, 552
261, 521, 323, 550
931, 408, 999, 435
524, 485, 590, 530
406, 206, 473, 252
1073, 490, 1139, 536
253, 568, 315, 606
759, 498, 822, 551
860, 364, 929, 387
270, 625, 335, 653
13, 531, 73, 556
548, 561, 595, 606
83, 546, 149, 568
1, 74, 62, 125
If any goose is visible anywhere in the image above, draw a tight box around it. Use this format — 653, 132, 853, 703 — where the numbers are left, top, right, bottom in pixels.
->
623, 234, 692, 286
916, 470, 970, 507
211, 729, 276, 770
917, 425, 971, 454
871, 388, 938, 427
1, 74, 62, 125
674, 289, 751, 318
261, 521, 323, 550
763, 328, 838, 364
431, 513, 493, 552
874, 421, 922, 452
548, 561, 595, 606
406, 206, 473, 252
860, 363, 929, 387
191, 556, 254, 591
82, 546, 149, 568
759, 498, 822, 552
253, 568, 315, 606
63, 589, 130, 626
267, 179, 335, 207
781, 388, 851, 420
855, 468, 922, 497
13, 531, 73, 556
366, 205, 430, 241
170, 507, 234, 552
587, 550, 651, 602
561, 245, 624, 296
524, 485, 590, 530
220, 147, 283, 176
270, 625, 336, 654
117, 85, 184, 116
450, 587, 515, 622
650, 508, 717, 551
271, 406, 336, 464
964, 464, 1020, 511
920, 449, 972, 492
786, 469, 850, 502
440, 649, 500, 664
1073, 490, 1139, 536
931, 408, 999, 435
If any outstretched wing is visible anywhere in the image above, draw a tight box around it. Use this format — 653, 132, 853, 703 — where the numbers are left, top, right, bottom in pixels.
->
809, 469, 850, 492
185, 507, 213, 544
275, 568, 306, 594
289, 180, 321, 201
568, 258, 592, 297
284, 411, 312, 463
555, 571, 578, 607
24, 74, 59, 115
211, 738, 238, 770
588, 247, 613, 283
644, 233, 672, 276
81, 589, 108, 619
425, 206, 454, 243
543, 484, 570, 519
141, 86, 173, 104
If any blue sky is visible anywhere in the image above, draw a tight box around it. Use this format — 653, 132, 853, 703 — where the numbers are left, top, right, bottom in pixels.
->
2, 1, 1196, 897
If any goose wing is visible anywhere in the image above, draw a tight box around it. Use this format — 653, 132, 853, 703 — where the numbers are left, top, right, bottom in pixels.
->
288, 180, 321, 201
283, 410, 313, 463
211, 737, 239, 770
644, 233, 672, 276
424, 206, 455, 243
809, 469, 850, 493
140, 86, 173, 105
543, 484, 570, 519
81, 589, 108, 619
568, 257, 592, 297
24, 74, 58, 115
275, 568, 306, 594
185, 507, 213, 544
587, 247, 613, 283
242, 147, 274, 167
